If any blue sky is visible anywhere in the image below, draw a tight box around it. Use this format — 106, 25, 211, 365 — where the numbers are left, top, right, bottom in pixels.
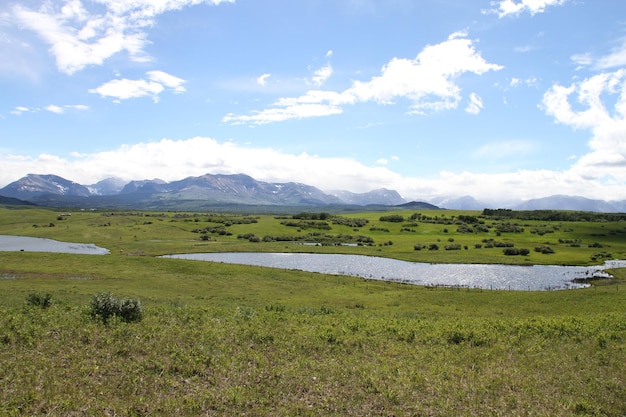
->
1, 0, 625, 205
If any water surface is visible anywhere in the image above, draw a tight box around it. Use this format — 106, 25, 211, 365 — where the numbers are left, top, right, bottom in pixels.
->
0, 235, 109, 255
164, 252, 626, 291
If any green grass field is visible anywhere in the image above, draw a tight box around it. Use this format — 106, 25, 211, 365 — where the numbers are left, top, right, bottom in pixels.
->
1, 207, 625, 416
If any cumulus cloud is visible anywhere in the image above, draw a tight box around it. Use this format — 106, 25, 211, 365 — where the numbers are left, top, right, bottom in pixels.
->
486, 0, 568, 18
11, 0, 233, 74
2, 136, 625, 204
0, 137, 402, 194
310, 64, 333, 87
542, 69, 626, 183
89, 70, 186, 102
224, 32, 502, 125
256, 73, 271, 86
465, 93, 483, 114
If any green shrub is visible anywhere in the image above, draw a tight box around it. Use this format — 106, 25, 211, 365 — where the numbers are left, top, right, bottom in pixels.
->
89, 292, 143, 324
534, 245, 555, 254
503, 248, 530, 256
26, 292, 52, 309
379, 215, 404, 223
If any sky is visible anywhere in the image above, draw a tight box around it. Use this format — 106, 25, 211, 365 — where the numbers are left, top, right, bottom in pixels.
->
1, 0, 626, 205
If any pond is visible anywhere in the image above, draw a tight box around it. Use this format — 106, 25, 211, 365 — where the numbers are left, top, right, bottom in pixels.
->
163, 252, 626, 291
0, 235, 110, 255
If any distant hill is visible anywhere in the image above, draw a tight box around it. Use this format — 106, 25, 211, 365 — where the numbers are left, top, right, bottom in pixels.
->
395, 201, 441, 210
0, 195, 37, 206
330, 188, 406, 206
429, 195, 487, 210
513, 195, 621, 212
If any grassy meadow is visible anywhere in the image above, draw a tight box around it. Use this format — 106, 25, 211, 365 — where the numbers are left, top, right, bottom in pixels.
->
1, 206, 626, 416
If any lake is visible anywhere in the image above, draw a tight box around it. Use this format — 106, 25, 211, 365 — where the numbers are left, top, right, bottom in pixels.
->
163, 252, 626, 291
0, 235, 110, 255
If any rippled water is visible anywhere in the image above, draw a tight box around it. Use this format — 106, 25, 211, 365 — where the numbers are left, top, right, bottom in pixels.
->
0, 235, 110, 255
163, 252, 626, 291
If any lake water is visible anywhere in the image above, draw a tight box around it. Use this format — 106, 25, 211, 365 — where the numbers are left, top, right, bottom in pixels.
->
0, 235, 110, 255
163, 252, 626, 291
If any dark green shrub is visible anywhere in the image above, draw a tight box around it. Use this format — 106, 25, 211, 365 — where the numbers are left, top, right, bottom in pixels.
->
90, 292, 143, 324
379, 215, 404, 222
118, 298, 144, 323
503, 248, 530, 256
534, 245, 555, 254
26, 292, 51, 309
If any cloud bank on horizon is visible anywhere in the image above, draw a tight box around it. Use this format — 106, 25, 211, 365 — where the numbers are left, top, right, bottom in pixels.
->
1, 0, 625, 205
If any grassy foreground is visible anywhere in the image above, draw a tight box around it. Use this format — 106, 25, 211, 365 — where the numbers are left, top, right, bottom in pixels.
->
1, 207, 626, 415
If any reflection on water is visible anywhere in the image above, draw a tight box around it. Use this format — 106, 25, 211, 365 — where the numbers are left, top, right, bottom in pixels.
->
163, 252, 626, 291
0, 235, 110, 255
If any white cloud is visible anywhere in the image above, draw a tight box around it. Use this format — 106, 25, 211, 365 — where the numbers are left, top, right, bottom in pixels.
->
146, 70, 186, 93
465, 93, 483, 114
45, 104, 64, 114
1, 136, 626, 203
573, 37, 626, 71
66, 104, 90, 111
10, 104, 89, 115
473, 140, 537, 159
571, 53, 593, 68
11, 106, 36, 116
487, 0, 568, 18
224, 32, 503, 125
310, 64, 333, 87
509, 76, 538, 88
89, 70, 186, 102
223, 102, 344, 125
257, 73, 271, 86
0, 137, 402, 194
11, 0, 233, 74
542, 69, 626, 182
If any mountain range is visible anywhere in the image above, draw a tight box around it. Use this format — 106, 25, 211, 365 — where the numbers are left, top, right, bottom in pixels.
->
1, 173, 624, 212
0, 173, 409, 210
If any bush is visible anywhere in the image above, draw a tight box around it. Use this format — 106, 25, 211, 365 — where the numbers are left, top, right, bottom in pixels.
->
26, 292, 51, 309
90, 292, 144, 324
534, 245, 555, 254
503, 248, 530, 256
379, 215, 405, 223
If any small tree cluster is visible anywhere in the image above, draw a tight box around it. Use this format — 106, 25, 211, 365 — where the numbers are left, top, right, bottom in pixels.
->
89, 292, 144, 324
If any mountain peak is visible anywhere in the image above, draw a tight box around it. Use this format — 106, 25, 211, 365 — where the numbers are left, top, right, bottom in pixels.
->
0, 173, 91, 199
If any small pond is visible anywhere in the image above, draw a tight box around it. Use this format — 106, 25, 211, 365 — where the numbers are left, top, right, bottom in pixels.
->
0, 235, 110, 255
163, 252, 626, 291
